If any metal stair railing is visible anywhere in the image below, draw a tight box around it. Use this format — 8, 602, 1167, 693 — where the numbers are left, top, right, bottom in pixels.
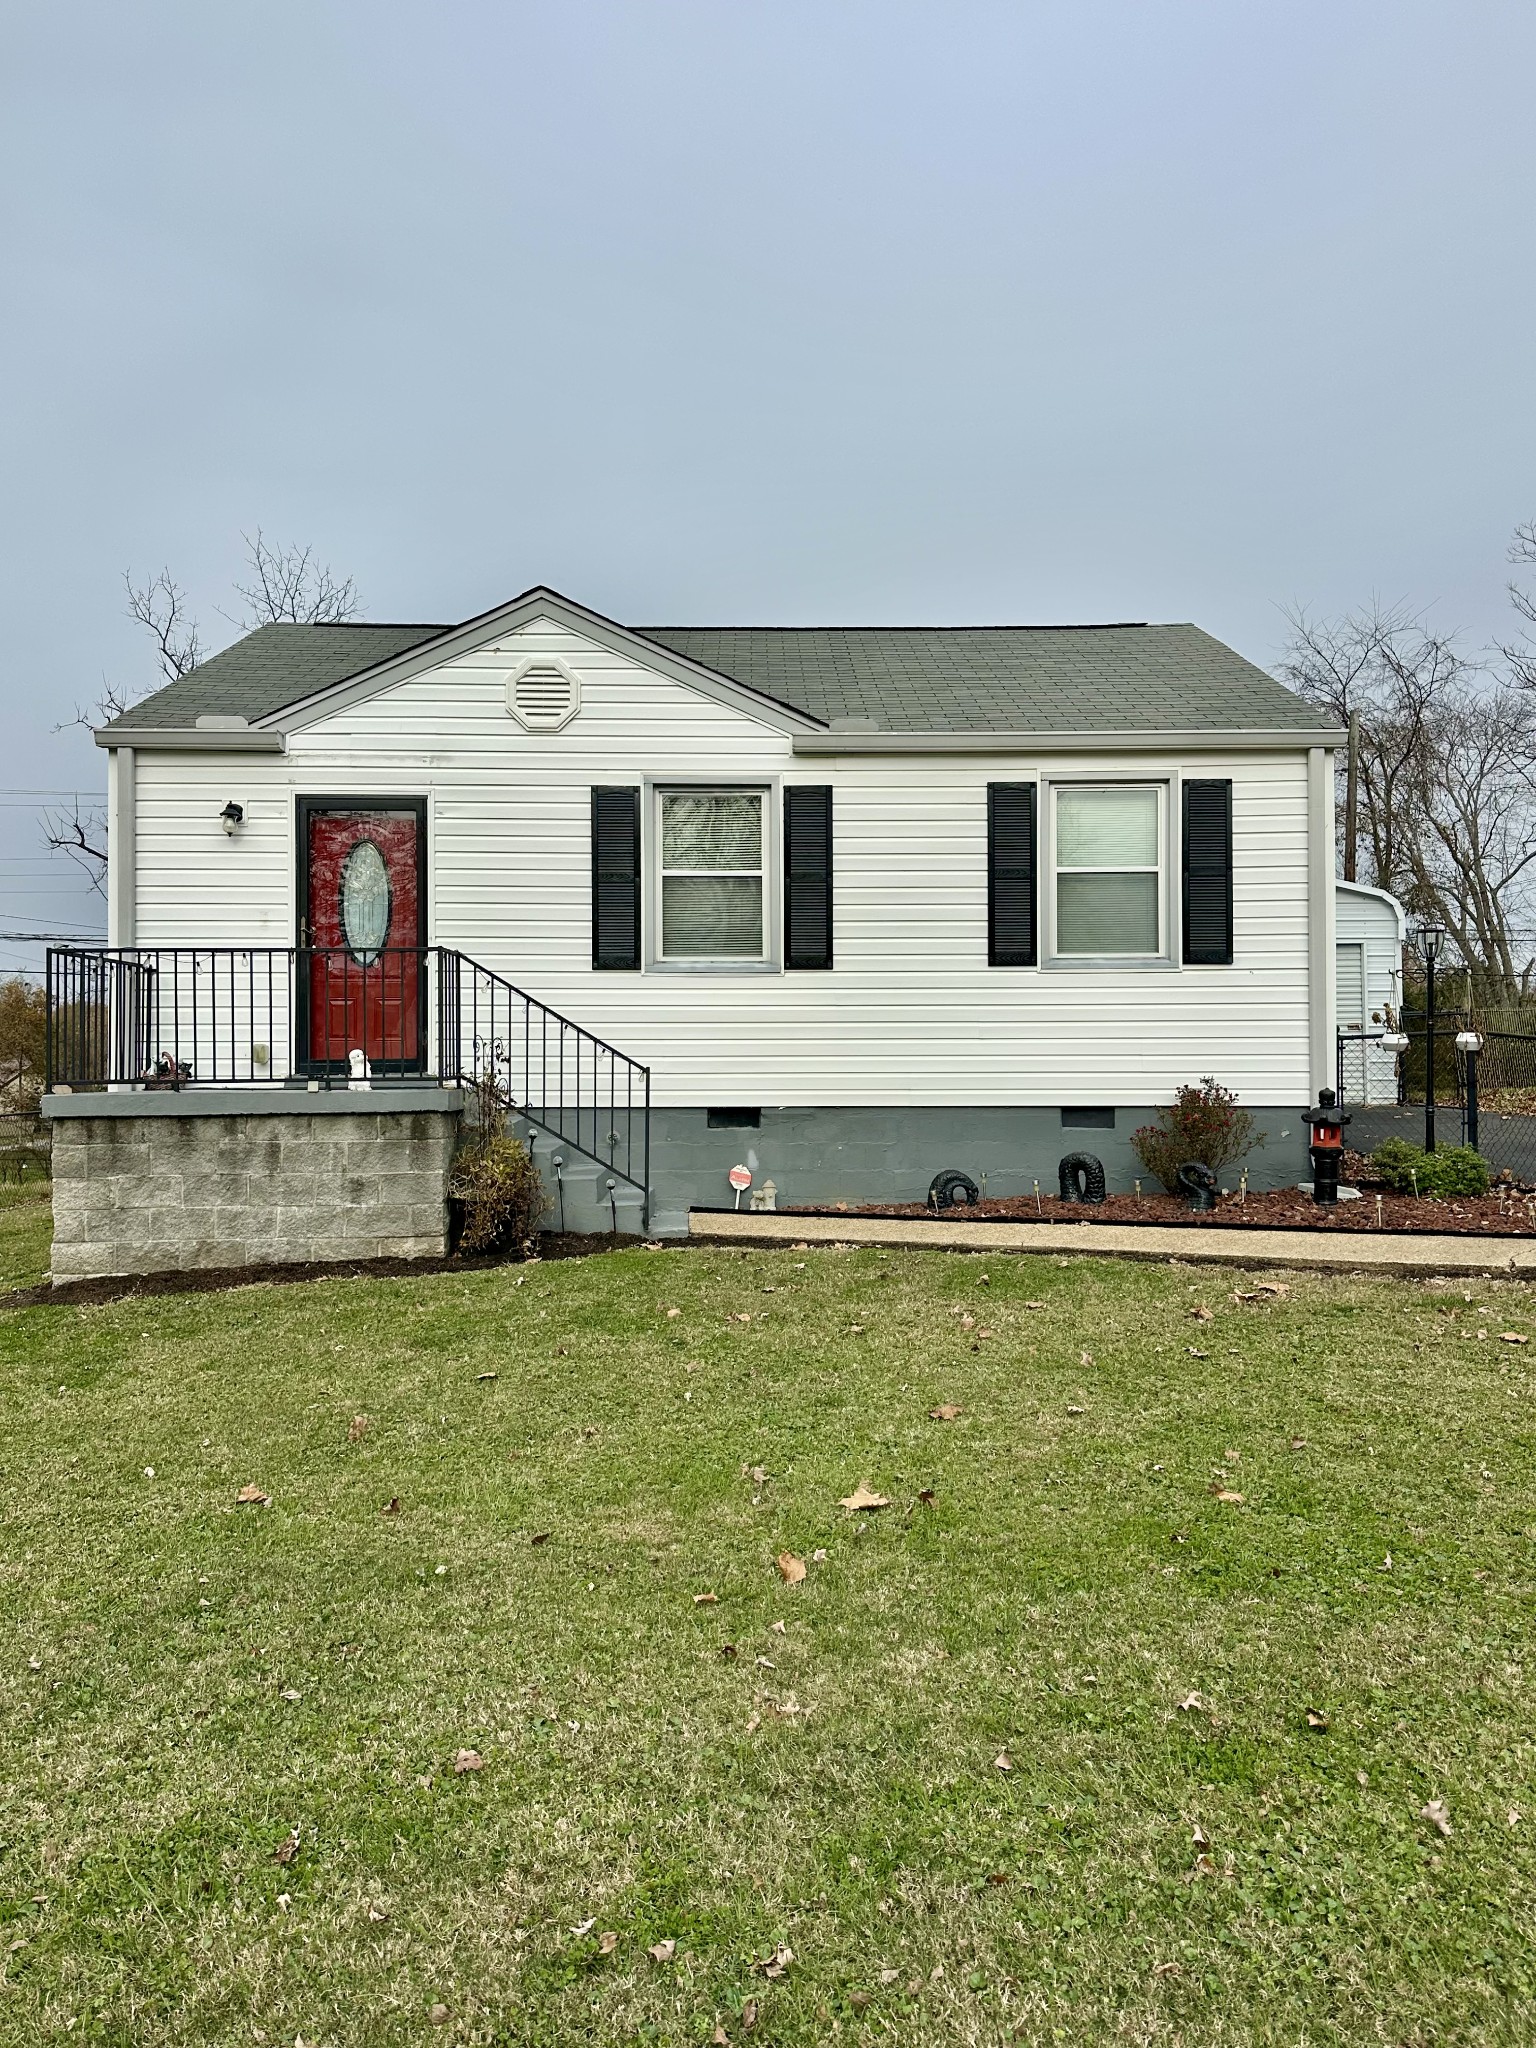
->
437, 949, 651, 1226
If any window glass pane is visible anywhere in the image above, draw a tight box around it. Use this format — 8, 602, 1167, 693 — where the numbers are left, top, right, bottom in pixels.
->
1057, 872, 1159, 954
662, 875, 764, 957
1057, 787, 1158, 868
662, 791, 762, 870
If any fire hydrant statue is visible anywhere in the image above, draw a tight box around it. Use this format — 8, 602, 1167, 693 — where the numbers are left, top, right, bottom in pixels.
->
1302, 1086, 1349, 1205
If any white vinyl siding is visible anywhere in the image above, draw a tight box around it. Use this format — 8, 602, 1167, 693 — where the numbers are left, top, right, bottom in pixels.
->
126, 618, 1318, 1107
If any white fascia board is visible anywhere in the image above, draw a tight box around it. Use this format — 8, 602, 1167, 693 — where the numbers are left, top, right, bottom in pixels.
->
94, 728, 287, 752
791, 726, 1348, 754
264, 585, 825, 738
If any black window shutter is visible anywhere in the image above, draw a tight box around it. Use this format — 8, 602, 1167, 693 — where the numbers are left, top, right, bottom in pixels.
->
784, 786, 833, 969
591, 787, 641, 969
1182, 779, 1233, 965
988, 783, 1037, 966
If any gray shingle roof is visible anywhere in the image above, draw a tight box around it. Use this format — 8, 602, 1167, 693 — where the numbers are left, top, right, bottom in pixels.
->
102, 613, 1318, 737
639, 624, 1317, 732
100, 622, 448, 731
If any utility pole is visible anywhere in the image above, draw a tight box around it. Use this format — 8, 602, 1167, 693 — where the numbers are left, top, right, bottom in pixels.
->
1344, 710, 1360, 883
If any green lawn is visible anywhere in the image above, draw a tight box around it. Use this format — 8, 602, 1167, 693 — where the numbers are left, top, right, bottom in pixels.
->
2, 1240, 1534, 2045
0, 1182, 51, 1291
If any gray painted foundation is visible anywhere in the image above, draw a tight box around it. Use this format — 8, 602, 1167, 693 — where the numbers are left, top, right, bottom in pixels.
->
516, 1104, 1311, 1238
42, 1089, 1312, 1272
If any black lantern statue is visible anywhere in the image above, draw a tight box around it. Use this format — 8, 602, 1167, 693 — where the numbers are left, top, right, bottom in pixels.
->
1302, 1086, 1350, 1205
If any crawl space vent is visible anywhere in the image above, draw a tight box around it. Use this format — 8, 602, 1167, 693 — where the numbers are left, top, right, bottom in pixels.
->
507, 659, 579, 731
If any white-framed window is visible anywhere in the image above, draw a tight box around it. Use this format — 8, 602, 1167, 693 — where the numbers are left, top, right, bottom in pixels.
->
656, 787, 768, 962
1050, 783, 1166, 958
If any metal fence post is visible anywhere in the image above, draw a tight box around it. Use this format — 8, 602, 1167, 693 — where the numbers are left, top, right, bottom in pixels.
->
1465, 1045, 1479, 1154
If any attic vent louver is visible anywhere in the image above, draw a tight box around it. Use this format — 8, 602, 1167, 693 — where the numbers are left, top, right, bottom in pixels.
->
506, 657, 580, 732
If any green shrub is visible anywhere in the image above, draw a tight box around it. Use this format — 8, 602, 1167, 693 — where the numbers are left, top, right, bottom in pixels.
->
1130, 1078, 1264, 1194
1370, 1138, 1489, 1198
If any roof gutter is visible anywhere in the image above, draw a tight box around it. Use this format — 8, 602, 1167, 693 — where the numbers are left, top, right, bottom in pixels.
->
94, 728, 287, 752
791, 726, 1347, 754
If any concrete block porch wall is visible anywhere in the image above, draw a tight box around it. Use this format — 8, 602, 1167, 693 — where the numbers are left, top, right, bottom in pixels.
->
44, 1089, 464, 1285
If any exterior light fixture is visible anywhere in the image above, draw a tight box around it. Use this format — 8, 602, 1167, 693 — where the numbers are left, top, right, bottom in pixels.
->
1413, 923, 1445, 965
220, 801, 244, 836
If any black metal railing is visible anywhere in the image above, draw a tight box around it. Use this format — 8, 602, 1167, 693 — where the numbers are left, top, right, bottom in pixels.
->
438, 949, 650, 1206
44, 945, 651, 1211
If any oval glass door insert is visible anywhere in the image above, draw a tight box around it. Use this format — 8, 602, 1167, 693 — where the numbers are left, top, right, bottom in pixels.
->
339, 839, 391, 965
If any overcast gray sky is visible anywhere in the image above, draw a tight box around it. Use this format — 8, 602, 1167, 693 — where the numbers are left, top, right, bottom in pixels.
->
3, 0, 1534, 972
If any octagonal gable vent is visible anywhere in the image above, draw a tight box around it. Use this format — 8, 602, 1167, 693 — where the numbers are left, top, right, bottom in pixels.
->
507, 657, 580, 732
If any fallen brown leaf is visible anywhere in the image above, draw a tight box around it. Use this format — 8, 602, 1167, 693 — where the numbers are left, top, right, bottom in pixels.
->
994, 1751, 1012, 1771
1187, 1347, 1208, 1359
839, 1481, 891, 1512
1211, 1488, 1245, 1504
1177, 1691, 1211, 1714
430, 2004, 451, 2026
754, 1942, 794, 1979
381, 1496, 401, 1515
598, 1930, 618, 1955
711, 2027, 729, 2045
235, 1484, 271, 1508
274, 1826, 300, 1865
741, 1998, 759, 2030
720, 1644, 739, 1660
1024, 1299, 1046, 1309
1189, 1304, 1214, 1322
1289, 1437, 1308, 1451
693, 1591, 719, 1606
769, 1618, 786, 1634
1500, 1332, 1528, 1344
648, 1938, 677, 1963
1153, 1959, 1181, 1977
476, 1371, 497, 1382
917, 1487, 936, 1507
928, 1404, 963, 1421
347, 1415, 371, 1442
1066, 1403, 1084, 1415
879, 1969, 900, 1986
1421, 1797, 1452, 1837
367, 1902, 389, 1922
1191, 1821, 1211, 1851
530, 1532, 551, 1546
1306, 1708, 1330, 1731
453, 1748, 483, 1774
776, 1552, 807, 1584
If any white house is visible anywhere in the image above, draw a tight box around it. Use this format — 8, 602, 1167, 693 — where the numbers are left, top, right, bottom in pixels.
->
52, 584, 1350, 1254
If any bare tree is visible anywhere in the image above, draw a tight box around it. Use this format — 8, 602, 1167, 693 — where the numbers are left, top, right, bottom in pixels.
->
1281, 604, 1536, 1002
1504, 516, 1536, 691
48, 533, 360, 887
41, 801, 110, 895
229, 530, 361, 629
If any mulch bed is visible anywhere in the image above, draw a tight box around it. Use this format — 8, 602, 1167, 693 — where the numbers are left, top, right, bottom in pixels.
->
761, 1155, 1536, 1237
0, 1230, 649, 1312
771, 1186, 1536, 1237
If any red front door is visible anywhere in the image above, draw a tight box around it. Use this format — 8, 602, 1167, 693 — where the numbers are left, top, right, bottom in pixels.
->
301, 803, 425, 1072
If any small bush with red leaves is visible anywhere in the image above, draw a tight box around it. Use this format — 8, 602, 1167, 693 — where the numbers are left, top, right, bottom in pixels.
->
1130, 1078, 1264, 1193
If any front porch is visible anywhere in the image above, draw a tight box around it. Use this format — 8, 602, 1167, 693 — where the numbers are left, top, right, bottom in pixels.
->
43, 944, 653, 1283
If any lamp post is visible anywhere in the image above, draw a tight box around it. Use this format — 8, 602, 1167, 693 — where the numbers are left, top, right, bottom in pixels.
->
1413, 923, 1446, 1152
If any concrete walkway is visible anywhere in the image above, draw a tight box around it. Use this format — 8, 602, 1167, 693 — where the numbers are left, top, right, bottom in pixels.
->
690, 1209, 1536, 1278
